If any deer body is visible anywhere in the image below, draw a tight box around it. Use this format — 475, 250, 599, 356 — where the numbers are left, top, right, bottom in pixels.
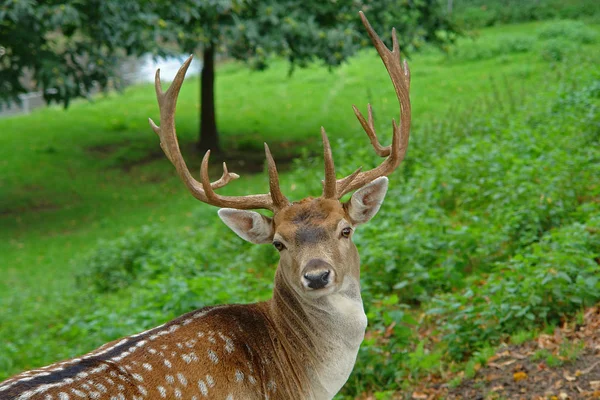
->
1, 12, 411, 400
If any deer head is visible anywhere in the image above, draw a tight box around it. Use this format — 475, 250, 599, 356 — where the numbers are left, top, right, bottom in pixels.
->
148, 12, 410, 306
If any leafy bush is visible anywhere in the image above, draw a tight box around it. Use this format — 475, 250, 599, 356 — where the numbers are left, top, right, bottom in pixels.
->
450, 0, 600, 29
538, 20, 598, 44
448, 34, 534, 62
539, 38, 578, 62
428, 207, 600, 360
75, 225, 198, 292
354, 77, 600, 305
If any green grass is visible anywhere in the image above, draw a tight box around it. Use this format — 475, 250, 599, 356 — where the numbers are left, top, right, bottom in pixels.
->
1, 19, 599, 396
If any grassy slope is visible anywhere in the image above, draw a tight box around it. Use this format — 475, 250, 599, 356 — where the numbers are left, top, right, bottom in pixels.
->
0, 20, 598, 384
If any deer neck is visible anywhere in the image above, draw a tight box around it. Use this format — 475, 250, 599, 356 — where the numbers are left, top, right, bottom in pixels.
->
267, 268, 367, 399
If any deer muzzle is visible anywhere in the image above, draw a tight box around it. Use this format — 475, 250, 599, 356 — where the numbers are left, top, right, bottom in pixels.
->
302, 259, 334, 290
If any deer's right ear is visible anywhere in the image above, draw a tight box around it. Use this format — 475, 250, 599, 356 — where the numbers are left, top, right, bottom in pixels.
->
218, 209, 274, 244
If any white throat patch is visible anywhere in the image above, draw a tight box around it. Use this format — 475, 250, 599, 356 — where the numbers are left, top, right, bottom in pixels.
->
310, 277, 367, 399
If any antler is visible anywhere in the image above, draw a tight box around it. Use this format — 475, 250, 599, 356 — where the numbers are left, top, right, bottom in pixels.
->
322, 11, 411, 199
148, 55, 290, 212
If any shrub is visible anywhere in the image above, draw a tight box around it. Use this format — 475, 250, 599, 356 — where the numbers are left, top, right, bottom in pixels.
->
538, 20, 598, 44
75, 226, 198, 293
428, 208, 600, 360
450, 0, 600, 29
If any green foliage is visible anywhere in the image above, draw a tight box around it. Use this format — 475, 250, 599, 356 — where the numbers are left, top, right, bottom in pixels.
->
428, 206, 600, 360
153, 0, 459, 69
539, 38, 577, 62
449, 0, 600, 29
447, 34, 534, 61
75, 225, 198, 293
0, 0, 155, 107
536, 20, 597, 62
538, 20, 598, 44
1, 0, 459, 109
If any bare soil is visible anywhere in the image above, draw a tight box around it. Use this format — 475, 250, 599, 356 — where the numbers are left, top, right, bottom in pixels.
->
447, 307, 600, 400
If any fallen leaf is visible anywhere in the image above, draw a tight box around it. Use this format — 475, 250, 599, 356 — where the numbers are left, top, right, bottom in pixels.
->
511, 352, 529, 359
513, 371, 528, 382
563, 371, 577, 382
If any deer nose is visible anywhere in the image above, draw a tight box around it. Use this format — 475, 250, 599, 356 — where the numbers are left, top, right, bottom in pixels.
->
304, 270, 330, 289
302, 259, 333, 290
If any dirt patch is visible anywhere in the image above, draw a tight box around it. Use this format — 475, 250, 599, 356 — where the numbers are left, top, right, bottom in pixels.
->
447, 307, 600, 400
0, 199, 60, 217
118, 150, 165, 172
0, 184, 63, 217
85, 137, 316, 174
86, 142, 121, 157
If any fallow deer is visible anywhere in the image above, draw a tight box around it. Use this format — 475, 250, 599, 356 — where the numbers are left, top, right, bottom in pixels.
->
0, 12, 411, 400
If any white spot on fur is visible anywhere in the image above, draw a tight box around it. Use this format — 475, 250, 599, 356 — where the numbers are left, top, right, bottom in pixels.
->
234, 370, 244, 382
142, 363, 152, 371
205, 375, 215, 387
218, 332, 235, 353
157, 386, 167, 398
207, 349, 219, 364
198, 380, 208, 396
177, 373, 187, 386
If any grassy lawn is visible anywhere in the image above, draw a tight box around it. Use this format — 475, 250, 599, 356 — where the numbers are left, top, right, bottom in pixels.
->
1, 19, 599, 397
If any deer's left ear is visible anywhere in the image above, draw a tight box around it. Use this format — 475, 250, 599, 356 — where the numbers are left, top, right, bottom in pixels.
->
218, 209, 274, 244
345, 177, 389, 225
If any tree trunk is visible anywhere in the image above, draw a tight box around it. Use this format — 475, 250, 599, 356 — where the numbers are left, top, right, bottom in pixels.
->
198, 44, 220, 152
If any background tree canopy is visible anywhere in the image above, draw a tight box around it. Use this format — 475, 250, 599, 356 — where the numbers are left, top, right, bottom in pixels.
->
0, 0, 458, 150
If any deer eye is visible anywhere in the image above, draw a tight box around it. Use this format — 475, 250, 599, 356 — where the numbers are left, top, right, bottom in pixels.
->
341, 227, 352, 238
273, 240, 286, 251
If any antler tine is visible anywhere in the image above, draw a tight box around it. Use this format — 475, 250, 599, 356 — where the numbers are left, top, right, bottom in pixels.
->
264, 143, 290, 209
321, 127, 337, 198
149, 55, 282, 212
332, 12, 411, 199
352, 103, 391, 157
197, 150, 284, 211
